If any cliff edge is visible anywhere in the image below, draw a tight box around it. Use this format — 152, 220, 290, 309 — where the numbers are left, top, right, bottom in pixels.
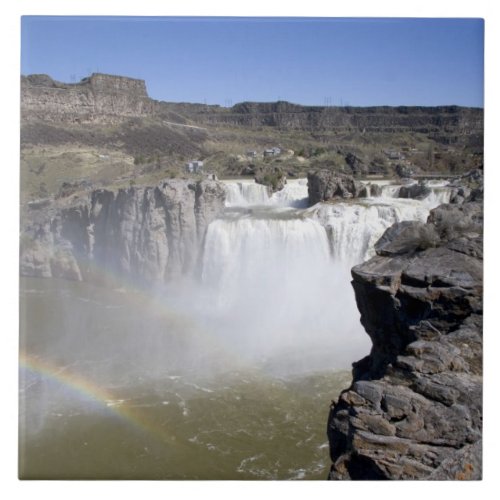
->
20, 178, 226, 284
21, 73, 156, 123
327, 199, 483, 479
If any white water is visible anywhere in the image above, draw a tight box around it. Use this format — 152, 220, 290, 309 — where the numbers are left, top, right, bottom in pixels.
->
192, 177, 452, 371
224, 179, 309, 208
312, 199, 431, 264
224, 180, 271, 206
199, 207, 366, 371
363, 178, 451, 207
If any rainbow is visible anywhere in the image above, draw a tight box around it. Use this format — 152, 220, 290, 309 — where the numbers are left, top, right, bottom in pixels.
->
19, 351, 185, 449
19, 239, 248, 449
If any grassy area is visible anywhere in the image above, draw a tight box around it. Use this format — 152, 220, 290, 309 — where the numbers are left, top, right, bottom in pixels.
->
20, 106, 483, 203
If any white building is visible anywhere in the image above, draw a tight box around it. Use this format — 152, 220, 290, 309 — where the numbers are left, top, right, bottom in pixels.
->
185, 160, 204, 173
263, 147, 281, 157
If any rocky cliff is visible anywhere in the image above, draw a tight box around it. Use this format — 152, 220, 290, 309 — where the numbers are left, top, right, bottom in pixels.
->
21, 73, 156, 123
198, 102, 483, 146
21, 74, 483, 146
327, 201, 483, 480
20, 179, 226, 284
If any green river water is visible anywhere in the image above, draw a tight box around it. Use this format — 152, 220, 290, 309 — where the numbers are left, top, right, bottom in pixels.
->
19, 277, 352, 480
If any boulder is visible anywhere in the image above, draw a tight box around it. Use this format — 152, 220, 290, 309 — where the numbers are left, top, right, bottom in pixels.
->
307, 170, 364, 205
374, 221, 440, 256
395, 164, 414, 179
368, 184, 383, 197
398, 182, 431, 200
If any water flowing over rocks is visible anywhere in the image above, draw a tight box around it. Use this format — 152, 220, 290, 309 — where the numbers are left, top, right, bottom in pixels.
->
327, 201, 483, 480
20, 179, 226, 283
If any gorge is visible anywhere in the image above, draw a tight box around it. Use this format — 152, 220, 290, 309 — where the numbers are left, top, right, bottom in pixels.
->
19, 73, 483, 480
20, 171, 481, 479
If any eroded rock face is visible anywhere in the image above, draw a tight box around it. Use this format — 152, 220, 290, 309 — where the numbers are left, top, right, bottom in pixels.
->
21, 73, 156, 123
307, 170, 364, 205
327, 202, 483, 480
20, 179, 226, 284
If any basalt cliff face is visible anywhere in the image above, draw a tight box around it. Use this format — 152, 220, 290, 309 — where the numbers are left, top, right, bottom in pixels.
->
327, 201, 483, 480
21, 73, 157, 123
204, 102, 483, 144
21, 74, 483, 145
20, 179, 226, 284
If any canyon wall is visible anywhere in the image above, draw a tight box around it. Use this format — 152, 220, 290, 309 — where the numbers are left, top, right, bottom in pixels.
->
20, 179, 226, 284
21, 73, 155, 123
21, 74, 483, 147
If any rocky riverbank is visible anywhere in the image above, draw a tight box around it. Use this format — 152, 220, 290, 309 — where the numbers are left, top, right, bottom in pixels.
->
327, 198, 483, 479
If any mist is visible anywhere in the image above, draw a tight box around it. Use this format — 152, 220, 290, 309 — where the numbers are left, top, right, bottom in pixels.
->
19, 177, 451, 478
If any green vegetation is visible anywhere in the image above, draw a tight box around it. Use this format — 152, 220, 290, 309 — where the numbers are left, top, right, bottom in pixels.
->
20, 101, 483, 203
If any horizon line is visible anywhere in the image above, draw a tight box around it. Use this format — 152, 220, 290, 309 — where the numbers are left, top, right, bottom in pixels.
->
21, 72, 484, 110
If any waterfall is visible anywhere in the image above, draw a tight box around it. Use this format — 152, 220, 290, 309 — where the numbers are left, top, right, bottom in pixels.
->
269, 179, 309, 208
200, 209, 366, 369
313, 199, 431, 264
380, 184, 403, 198
364, 179, 451, 208
202, 212, 331, 305
223, 179, 309, 208
195, 177, 452, 371
224, 180, 271, 207
422, 186, 451, 207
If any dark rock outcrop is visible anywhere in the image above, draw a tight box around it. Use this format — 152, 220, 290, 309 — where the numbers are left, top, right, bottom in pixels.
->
366, 183, 382, 197
395, 164, 414, 179
398, 182, 431, 200
449, 169, 484, 204
373, 221, 440, 256
20, 179, 226, 284
327, 202, 483, 480
345, 153, 368, 176
307, 170, 364, 205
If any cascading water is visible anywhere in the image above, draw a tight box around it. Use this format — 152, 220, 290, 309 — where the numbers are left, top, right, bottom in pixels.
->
199, 208, 352, 369
197, 177, 452, 369
365, 178, 452, 207
224, 178, 309, 208
19, 175, 453, 480
224, 180, 271, 206
313, 199, 432, 264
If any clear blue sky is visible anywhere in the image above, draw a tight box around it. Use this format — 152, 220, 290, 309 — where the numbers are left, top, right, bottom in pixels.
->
21, 17, 484, 107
